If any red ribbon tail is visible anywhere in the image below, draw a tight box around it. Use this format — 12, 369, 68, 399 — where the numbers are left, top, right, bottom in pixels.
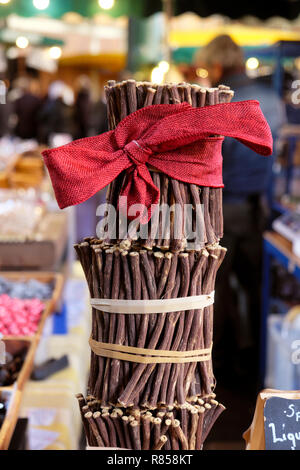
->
119, 165, 160, 224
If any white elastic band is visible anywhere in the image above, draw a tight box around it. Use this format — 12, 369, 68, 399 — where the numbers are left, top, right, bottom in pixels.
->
90, 291, 214, 314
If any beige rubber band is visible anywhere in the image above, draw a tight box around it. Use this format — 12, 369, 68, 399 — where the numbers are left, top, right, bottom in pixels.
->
89, 337, 212, 364
91, 291, 214, 314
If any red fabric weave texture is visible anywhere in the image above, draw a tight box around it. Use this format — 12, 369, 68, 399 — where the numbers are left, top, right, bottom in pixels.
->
42, 100, 273, 223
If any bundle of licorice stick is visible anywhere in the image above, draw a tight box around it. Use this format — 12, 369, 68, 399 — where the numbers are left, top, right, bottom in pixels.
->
101, 80, 234, 250
74, 238, 226, 407
77, 393, 225, 450
75, 79, 231, 448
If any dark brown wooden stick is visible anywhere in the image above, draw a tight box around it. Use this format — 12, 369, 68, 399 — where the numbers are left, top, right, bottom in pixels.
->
144, 172, 160, 249
182, 84, 192, 105
189, 409, 199, 449
102, 249, 120, 403
141, 414, 151, 450
140, 249, 157, 339
156, 173, 169, 248
136, 266, 150, 350
153, 417, 162, 447
130, 420, 142, 450
168, 84, 181, 104
197, 88, 206, 107
102, 412, 118, 447
202, 402, 225, 443
85, 412, 104, 447
120, 250, 135, 346
126, 79, 138, 114
152, 435, 168, 450
129, 251, 142, 335
122, 416, 132, 449
93, 411, 110, 447
201, 188, 217, 244
144, 87, 156, 107
195, 406, 205, 449
119, 82, 128, 120
171, 419, 188, 450
111, 411, 126, 448
161, 418, 172, 438
76, 395, 91, 444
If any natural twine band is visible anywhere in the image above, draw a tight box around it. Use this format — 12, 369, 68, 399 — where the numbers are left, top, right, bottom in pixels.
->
90, 291, 215, 314
89, 337, 212, 364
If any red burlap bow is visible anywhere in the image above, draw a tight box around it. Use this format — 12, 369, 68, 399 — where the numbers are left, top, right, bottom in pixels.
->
42, 100, 272, 223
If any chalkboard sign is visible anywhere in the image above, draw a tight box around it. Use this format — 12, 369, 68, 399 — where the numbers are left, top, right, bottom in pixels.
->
264, 397, 300, 450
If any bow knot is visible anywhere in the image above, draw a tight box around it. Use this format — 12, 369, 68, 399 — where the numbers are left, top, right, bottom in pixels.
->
124, 140, 152, 166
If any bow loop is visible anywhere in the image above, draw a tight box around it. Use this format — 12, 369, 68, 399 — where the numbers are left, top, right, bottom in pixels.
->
124, 140, 152, 166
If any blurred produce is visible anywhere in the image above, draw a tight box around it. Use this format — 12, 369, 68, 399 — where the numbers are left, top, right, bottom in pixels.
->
0, 295, 44, 336
0, 347, 27, 387
0, 189, 44, 241
0, 277, 53, 300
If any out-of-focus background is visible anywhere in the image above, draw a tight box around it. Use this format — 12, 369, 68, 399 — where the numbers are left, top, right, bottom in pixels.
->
0, 0, 300, 451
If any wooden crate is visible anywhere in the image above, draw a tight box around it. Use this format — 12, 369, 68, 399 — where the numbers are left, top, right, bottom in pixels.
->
0, 212, 68, 269
1, 339, 36, 390
0, 387, 23, 450
0, 271, 64, 449
1, 271, 64, 341
0, 339, 37, 450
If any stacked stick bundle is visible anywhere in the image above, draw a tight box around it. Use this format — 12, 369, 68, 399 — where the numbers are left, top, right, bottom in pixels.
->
75, 79, 232, 449
77, 393, 225, 450
102, 80, 234, 250
75, 238, 226, 407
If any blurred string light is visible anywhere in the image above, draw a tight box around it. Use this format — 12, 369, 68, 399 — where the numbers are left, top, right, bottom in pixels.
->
16, 36, 29, 49
49, 46, 62, 59
98, 0, 114, 9
196, 67, 208, 79
33, 0, 50, 10
151, 66, 164, 84
0, 0, 11, 5
151, 60, 170, 84
246, 57, 259, 70
158, 60, 170, 74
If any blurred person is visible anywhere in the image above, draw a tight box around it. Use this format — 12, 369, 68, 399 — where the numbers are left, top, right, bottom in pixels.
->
0, 79, 13, 137
75, 84, 108, 241
10, 76, 42, 140
74, 75, 93, 139
38, 80, 74, 144
0, 101, 11, 137
90, 88, 108, 136
194, 35, 286, 385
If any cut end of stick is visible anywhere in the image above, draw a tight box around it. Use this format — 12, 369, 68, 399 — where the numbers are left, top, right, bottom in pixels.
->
130, 419, 139, 427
